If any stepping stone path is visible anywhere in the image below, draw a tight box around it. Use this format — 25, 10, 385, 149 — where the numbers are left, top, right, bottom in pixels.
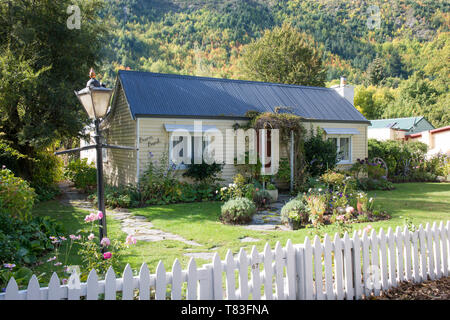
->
57, 181, 202, 247
245, 194, 292, 231
240, 236, 260, 243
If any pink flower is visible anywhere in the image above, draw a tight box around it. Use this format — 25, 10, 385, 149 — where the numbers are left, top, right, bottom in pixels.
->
62, 278, 68, 285
337, 215, 346, 221
1, 165, 5, 170
100, 237, 110, 247
84, 214, 94, 222
3, 263, 15, 269
59, 236, 67, 241
87, 233, 95, 241
125, 235, 137, 245
47, 256, 56, 262
97, 211, 103, 220
103, 252, 112, 259
70, 234, 81, 240
54, 262, 62, 266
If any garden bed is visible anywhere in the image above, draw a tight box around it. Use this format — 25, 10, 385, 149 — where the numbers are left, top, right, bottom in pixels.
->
366, 277, 450, 300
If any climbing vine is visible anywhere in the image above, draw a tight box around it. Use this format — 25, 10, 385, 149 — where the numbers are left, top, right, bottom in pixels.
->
234, 109, 307, 190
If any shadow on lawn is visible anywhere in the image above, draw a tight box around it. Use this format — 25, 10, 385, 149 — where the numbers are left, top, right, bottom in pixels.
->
32, 200, 87, 235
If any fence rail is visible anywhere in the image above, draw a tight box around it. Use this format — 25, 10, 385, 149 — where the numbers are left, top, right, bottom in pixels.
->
1, 221, 449, 300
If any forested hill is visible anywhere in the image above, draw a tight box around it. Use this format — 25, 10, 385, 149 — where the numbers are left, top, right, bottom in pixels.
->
98, 0, 449, 126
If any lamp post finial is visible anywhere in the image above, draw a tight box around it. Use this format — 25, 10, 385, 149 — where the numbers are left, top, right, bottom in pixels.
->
89, 68, 96, 79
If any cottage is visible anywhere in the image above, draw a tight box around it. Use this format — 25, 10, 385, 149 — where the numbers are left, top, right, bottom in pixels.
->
368, 116, 435, 141
81, 71, 369, 186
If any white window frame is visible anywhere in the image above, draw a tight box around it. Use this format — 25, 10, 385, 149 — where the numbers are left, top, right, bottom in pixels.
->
168, 134, 211, 170
327, 134, 352, 164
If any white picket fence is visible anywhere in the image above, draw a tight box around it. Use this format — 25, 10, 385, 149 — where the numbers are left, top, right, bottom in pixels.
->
1, 221, 449, 300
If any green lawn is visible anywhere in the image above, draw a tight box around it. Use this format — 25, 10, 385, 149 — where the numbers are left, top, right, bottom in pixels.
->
32, 183, 450, 281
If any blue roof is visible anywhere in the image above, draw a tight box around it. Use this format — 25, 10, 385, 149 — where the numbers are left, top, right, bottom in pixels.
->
117, 70, 369, 123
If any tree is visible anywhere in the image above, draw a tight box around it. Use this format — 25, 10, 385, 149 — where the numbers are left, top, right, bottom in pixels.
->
366, 57, 386, 86
239, 23, 326, 86
0, 0, 106, 179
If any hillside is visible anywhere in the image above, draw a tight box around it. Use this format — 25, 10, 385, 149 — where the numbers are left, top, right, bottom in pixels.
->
98, 0, 449, 126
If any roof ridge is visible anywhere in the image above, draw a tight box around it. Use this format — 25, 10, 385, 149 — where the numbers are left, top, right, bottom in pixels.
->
118, 69, 332, 91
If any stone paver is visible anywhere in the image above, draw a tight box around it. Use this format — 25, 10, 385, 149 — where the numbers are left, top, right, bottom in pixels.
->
183, 252, 216, 260
240, 236, 260, 243
245, 193, 293, 231
58, 181, 202, 247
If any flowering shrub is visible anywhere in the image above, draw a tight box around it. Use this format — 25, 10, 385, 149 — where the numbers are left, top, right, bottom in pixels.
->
220, 197, 256, 224
304, 194, 326, 226
217, 174, 255, 201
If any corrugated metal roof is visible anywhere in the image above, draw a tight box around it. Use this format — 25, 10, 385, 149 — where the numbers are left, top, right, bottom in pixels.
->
369, 117, 434, 133
117, 70, 369, 123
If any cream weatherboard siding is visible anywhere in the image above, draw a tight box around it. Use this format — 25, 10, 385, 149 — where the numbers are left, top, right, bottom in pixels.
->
137, 117, 248, 184
304, 121, 369, 170
102, 83, 137, 186
136, 118, 368, 185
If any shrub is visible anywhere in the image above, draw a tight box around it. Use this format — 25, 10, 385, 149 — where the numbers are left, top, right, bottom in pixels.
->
320, 170, 346, 188
64, 159, 97, 192
253, 189, 271, 208
304, 128, 338, 177
218, 174, 256, 201
182, 161, 223, 183
357, 177, 395, 191
281, 199, 310, 228
220, 197, 256, 224
30, 151, 63, 201
0, 167, 36, 221
368, 139, 427, 177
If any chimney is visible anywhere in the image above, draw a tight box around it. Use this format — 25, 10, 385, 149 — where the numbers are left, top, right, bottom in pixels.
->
332, 76, 354, 106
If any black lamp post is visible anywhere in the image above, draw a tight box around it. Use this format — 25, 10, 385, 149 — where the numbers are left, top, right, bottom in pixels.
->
73, 69, 111, 241
56, 69, 136, 244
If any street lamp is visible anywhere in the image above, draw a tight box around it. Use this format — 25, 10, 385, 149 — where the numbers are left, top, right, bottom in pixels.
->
56, 69, 136, 246
74, 69, 112, 242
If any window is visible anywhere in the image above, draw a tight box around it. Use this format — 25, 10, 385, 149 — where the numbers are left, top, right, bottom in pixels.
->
328, 136, 351, 163
169, 135, 211, 169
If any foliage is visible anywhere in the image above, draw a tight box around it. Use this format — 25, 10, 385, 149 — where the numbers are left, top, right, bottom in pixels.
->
250, 111, 307, 190
368, 139, 428, 177
0, 213, 63, 268
280, 199, 310, 228
64, 159, 97, 192
182, 161, 223, 183
365, 57, 387, 86
304, 127, 338, 177
0, 0, 107, 182
240, 23, 326, 86
266, 183, 276, 190
253, 189, 271, 209
30, 151, 63, 201
356, 177, 395, 191
303, 194, 327, 227
0, 167, 36, 221
217, 174, 255, 202
220, 197, 256, 225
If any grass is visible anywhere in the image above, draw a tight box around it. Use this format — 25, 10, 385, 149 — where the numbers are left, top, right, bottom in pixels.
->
31, 182, 450, 282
